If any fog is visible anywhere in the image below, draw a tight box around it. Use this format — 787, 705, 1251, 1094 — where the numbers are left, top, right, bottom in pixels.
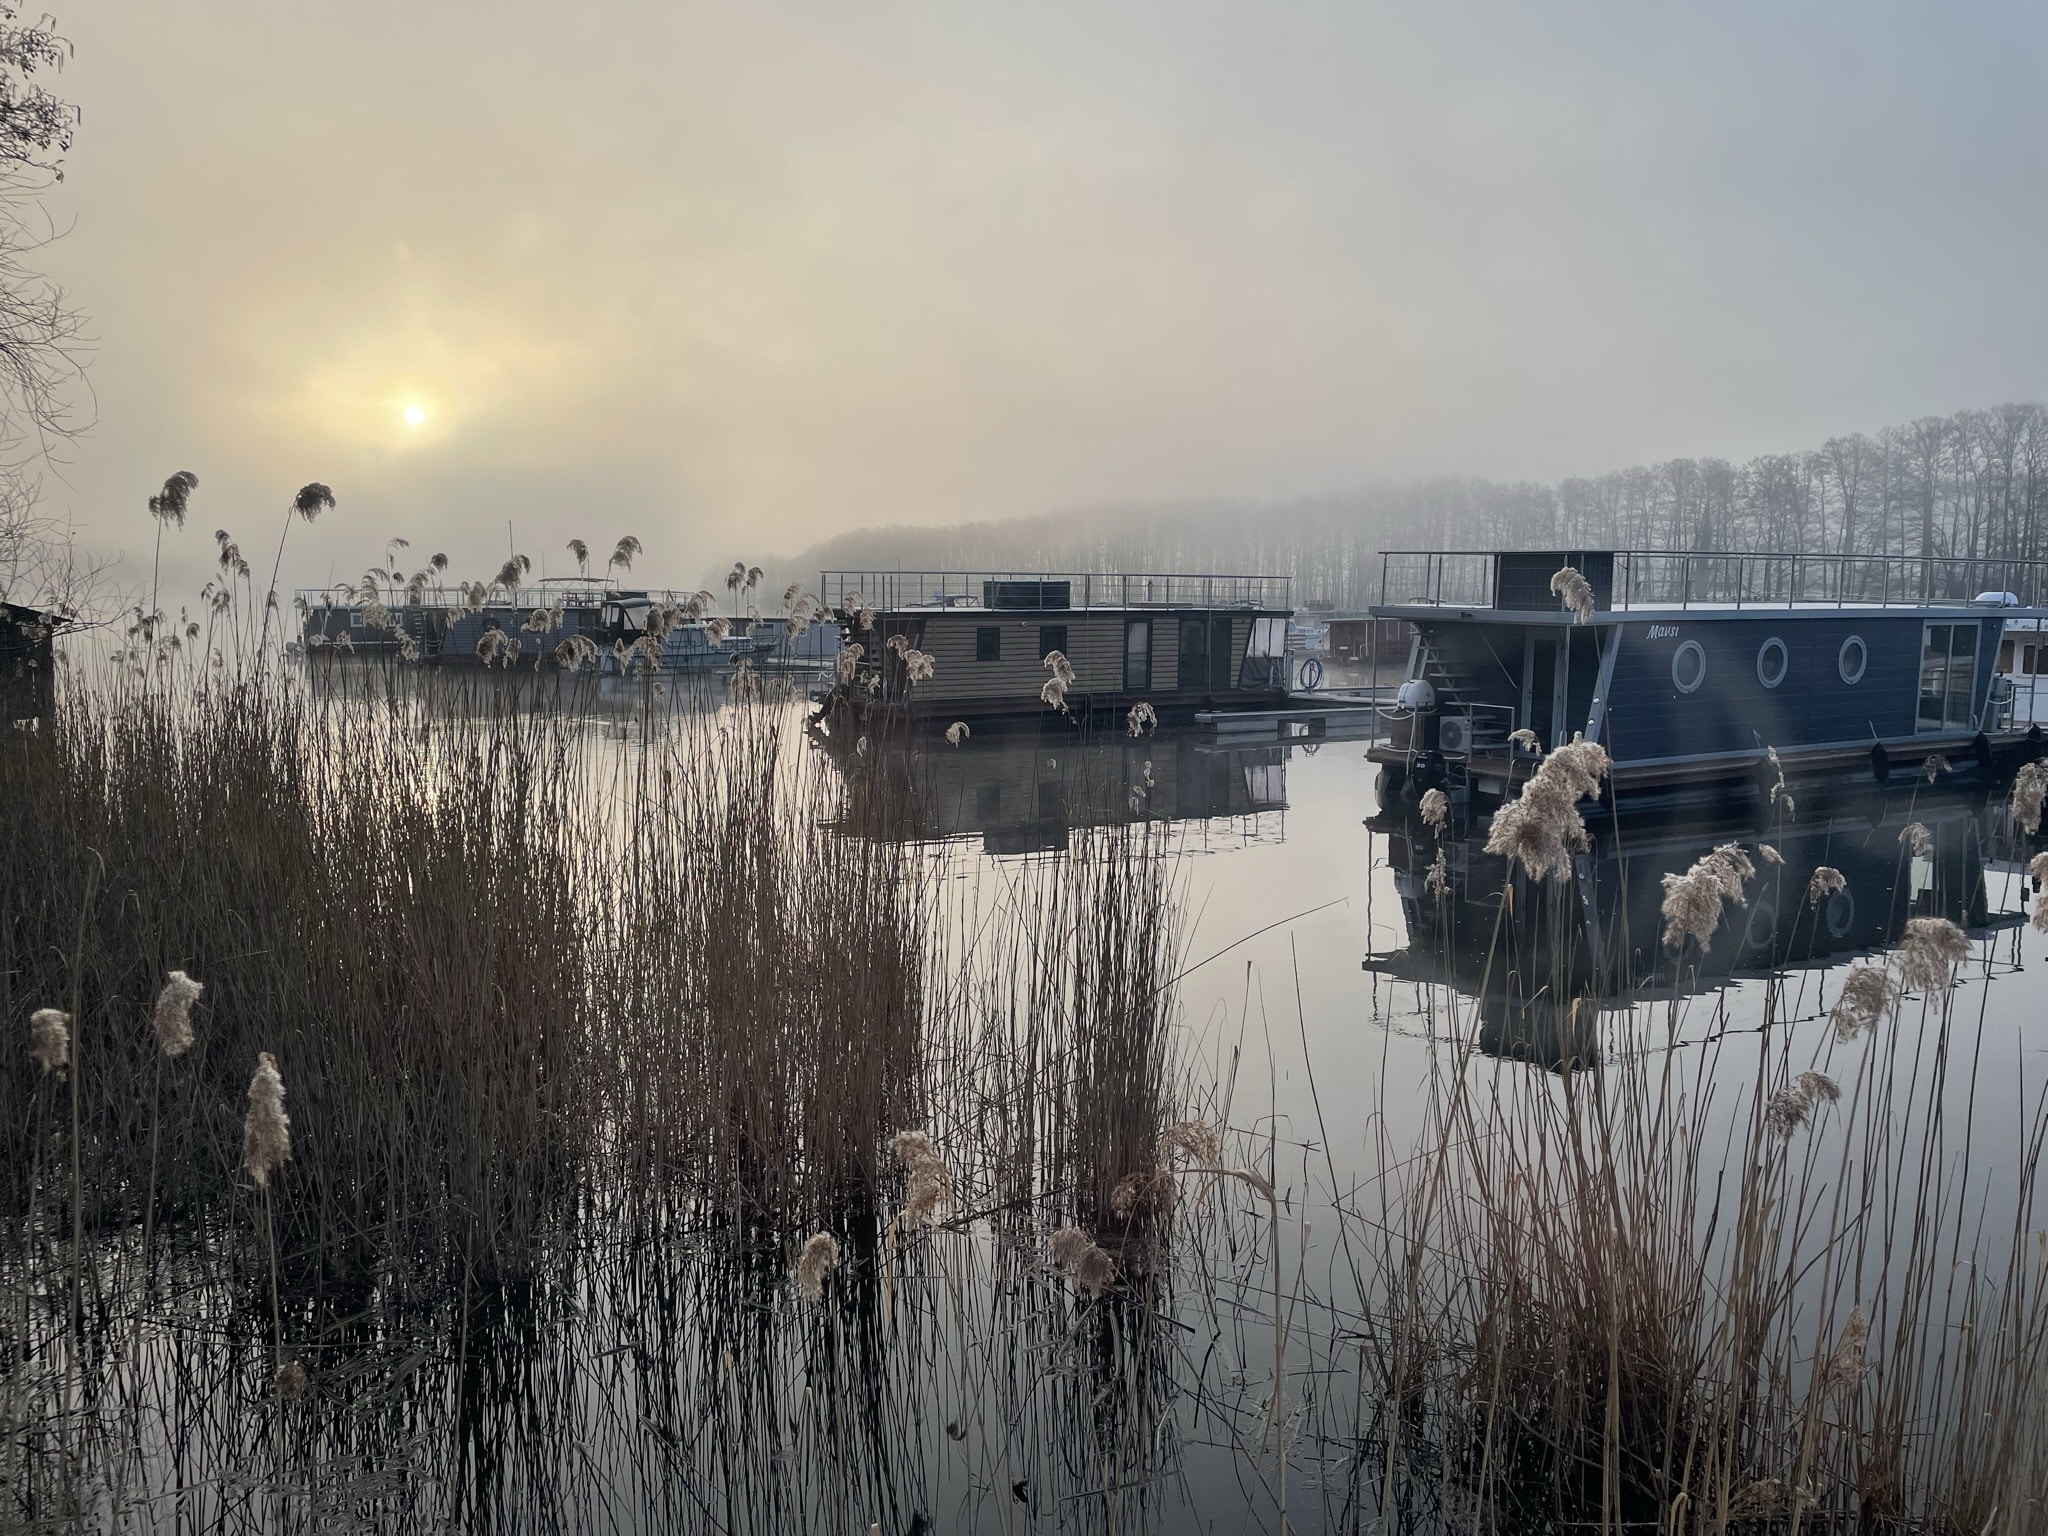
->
37, 1, 2048, 600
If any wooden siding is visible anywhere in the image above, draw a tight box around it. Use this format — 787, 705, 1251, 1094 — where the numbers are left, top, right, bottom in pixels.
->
893, 610, 1254, 706
1604, 614, 1997, 762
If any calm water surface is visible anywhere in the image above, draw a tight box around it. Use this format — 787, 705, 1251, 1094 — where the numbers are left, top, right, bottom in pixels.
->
20, 677, 2044, 1533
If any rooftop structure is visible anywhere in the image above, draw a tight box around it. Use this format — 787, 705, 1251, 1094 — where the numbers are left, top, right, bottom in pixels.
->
1374, 548, 2048, 615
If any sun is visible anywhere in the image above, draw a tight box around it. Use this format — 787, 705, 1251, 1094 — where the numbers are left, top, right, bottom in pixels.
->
402, 402, 426, 427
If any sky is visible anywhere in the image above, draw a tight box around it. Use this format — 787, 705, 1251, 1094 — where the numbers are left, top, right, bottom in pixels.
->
30, 1, 2048, 602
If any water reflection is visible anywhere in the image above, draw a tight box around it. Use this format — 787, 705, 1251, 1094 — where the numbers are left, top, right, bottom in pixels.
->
1367, 787, 2020, 1067
827, 729, 1290, 853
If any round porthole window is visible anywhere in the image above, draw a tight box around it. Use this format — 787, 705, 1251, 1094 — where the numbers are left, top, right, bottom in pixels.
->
1672, 639, 1707, 694
1756, 637, 1789, 689
1838, 635, 1867, 685
1824, 885, 1856, 939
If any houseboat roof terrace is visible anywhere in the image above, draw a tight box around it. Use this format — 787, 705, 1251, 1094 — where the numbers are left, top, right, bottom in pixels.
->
818, 570, 1293, 613
1373, 549, 2048, 620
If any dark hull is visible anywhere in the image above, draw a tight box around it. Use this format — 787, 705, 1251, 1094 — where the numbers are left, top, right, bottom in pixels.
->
1371, 724, 2042, 805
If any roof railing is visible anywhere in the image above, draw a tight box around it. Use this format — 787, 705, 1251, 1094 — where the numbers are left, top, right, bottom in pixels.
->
1376, 550, 2048, 613
815, 570, 1293, 612
293, 584, 742, 612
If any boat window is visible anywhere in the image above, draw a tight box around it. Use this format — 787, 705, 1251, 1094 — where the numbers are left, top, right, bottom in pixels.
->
976, 626, 1000, 662
1124, 619, 1152, 692
1244, 760, 1284, 806
1240, 615, 1287, 688
1838, 635, 1867, 685
1038, 625, 1066, 663
1671, 640, 1706, 694
1756, 637, 1789, 689
1919, 622, 1980, 731
1177, 619, 1207, 691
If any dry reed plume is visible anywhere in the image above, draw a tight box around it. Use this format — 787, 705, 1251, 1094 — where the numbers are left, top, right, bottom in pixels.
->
1549, 565, 1595, 622
1893, 915, 1967, 993
1807, 865, 1846, 906
1049, 1224, 1115, 1296
242, 1051, 291, 1187
28, 1008, 69, 1074
2013, 758, 2047, 834
1159, 1119, 1221, 1169
1659, 841, 1755, 951
1763, 1069, 1840, 1136
793, 1232, 840, 1300
1483, 736, 1610, 880
1418, 787, 1448, 829
151, 970, 202, 1057
1830, 965, 1896, 1042
891, 1130, 953, 1228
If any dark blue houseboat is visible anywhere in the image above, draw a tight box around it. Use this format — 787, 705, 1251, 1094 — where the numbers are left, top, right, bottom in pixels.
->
1368, 549, 2048, 822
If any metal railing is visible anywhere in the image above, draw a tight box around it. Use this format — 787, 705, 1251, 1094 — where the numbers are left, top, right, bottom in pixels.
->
294, 584, 755, 613
816, 570, 1292, 612
1376, 550, 2048, 613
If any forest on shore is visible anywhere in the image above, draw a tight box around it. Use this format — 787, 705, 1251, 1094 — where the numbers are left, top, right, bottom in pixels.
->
779, 402, 2048, 610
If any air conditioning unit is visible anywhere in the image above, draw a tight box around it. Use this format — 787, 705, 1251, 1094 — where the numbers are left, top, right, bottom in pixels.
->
1438, 714, 1474, 758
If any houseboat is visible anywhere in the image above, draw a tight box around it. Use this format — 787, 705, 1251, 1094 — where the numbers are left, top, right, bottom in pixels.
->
297, 583, 793, 671
1368, 549, 2048, 827
810, 569, 1293, 736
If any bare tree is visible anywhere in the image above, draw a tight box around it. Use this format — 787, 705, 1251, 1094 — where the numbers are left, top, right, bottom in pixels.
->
0, 5, 86, 614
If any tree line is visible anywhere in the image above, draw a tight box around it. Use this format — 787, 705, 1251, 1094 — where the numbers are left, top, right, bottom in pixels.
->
781, 402, 2048, 611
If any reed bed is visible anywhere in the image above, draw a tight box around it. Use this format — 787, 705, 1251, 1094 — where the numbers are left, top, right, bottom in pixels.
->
1348, 865, 2048, 1532
1, 653, 1213, 1530
7, 646, 2048, 1532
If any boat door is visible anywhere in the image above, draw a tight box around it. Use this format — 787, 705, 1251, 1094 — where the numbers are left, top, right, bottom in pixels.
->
1523, 631, 1557, 748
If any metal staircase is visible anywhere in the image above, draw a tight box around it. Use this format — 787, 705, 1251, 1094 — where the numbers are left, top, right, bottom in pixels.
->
1419, 644, 1512, 753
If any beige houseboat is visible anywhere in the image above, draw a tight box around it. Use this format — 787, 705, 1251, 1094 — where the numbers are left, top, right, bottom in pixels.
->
814, 571, 1294, 732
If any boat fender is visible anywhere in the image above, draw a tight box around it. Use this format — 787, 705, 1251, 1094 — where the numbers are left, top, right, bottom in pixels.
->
1741, 895, 1778, 958
1823, 885, 1856, 940
1870, 742, 1890, 786
1972, 732, 1993, 775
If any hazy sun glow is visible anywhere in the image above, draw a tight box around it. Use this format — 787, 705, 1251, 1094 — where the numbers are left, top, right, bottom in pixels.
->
403, 402, 426, 426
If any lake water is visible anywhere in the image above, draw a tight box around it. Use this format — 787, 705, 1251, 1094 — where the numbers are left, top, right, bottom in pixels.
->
8, 680, 2043, 1532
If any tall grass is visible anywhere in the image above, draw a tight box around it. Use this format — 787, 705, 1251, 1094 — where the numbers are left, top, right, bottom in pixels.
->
1353, 860, 2048, 1531
1, 654, 1203, 1528
7, 646, 2048, 1531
